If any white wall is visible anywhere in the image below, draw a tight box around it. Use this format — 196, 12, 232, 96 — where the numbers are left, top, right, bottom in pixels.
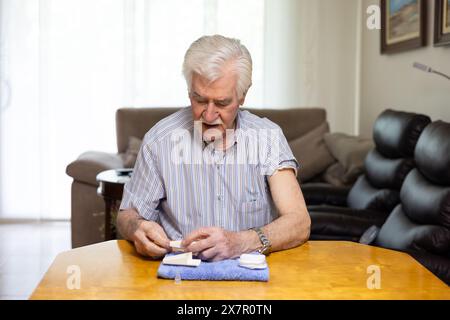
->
263, 0, 359, 134
316, 0, 360, 134
359, 0, 450, 138
263, 0, 304, 108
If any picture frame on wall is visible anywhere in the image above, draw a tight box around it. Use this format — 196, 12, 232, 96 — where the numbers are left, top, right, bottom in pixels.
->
434, 0, 450, 46
381, 0, 427, 54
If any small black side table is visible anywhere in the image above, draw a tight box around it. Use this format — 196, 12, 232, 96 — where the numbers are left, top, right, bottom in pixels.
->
96, 169, 132, 241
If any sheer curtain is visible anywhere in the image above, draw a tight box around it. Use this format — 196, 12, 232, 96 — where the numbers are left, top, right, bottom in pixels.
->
0, 0, 265, 220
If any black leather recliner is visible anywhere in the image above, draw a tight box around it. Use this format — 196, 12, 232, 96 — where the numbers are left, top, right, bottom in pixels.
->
305, 109, 431, 241
374, 120, 450, 285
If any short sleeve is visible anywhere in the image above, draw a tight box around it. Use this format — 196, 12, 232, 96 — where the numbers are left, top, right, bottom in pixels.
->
261, 126, 299, 177
119, 138, 166, 221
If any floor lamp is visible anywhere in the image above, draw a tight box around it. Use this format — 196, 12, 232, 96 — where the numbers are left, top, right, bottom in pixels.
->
413, 62, 450, 81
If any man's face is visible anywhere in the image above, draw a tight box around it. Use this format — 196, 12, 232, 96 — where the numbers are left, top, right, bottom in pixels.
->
189, 69, 245, 142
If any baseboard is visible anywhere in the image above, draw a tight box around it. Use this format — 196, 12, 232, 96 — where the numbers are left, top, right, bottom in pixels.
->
0, 218, 70, 224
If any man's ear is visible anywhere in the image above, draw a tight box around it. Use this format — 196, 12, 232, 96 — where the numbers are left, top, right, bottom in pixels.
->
239, 91, 247, 106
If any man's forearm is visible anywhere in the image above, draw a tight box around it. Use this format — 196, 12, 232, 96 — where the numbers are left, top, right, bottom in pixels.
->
263, 212, 310, 252
117, 209, 144, 241
239, 211, 310, 254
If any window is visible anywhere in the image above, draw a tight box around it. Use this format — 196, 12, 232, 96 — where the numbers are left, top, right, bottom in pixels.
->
0, 0, 264, 219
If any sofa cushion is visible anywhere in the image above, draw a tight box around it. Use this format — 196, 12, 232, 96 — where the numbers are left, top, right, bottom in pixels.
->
123, 136, 142, 168
372, 109, 431, 158
322, 162, 350, 187
364, 149, 414, 190
376, 205, 450, 255
414, 120, 450, 185
323, 133, 374, 185
347, 175, 400, 212
400, 169, 450, 229
116, 108, 179, 154
288, 122, 335, 182
249, 108, 327, 141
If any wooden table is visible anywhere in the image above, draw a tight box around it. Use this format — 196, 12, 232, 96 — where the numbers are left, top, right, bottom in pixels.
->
30, 240, 449, 300
96, 169, 132, 240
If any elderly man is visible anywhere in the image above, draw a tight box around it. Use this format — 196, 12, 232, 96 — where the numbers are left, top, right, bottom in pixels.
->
117, 35, 310, 261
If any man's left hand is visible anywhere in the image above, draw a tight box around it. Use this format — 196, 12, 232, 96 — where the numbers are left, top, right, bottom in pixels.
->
182, 227, 247, 261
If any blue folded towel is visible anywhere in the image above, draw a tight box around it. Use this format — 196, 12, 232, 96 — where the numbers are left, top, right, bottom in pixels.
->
157, 254, 269, 282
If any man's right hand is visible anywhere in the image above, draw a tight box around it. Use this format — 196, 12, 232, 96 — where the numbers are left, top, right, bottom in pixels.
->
132, 220, 171, 258
117, 209, 171, 258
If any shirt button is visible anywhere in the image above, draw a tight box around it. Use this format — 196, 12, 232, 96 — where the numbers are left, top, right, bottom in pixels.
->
217, 195, 222, 200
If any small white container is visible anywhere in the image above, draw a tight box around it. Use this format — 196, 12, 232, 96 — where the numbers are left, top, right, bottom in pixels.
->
238, 253, 267, 269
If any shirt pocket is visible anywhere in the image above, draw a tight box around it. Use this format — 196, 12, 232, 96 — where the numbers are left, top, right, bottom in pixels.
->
239, 198, 270, 229
239, 164, 268, 203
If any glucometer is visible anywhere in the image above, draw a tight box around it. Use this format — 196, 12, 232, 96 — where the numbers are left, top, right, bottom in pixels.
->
116, 168, 133, 176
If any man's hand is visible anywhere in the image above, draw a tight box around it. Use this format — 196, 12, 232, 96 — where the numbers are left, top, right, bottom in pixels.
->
182, 227, 252, 261
117, 209, 171, 259
132, 220, 171, 258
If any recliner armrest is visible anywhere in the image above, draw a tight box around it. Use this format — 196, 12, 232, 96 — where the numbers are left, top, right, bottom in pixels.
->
302, 183, 351, 206
66, 151, 125, 186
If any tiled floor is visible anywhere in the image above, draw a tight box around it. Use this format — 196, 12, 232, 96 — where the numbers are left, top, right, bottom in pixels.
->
0, 221, 71, 300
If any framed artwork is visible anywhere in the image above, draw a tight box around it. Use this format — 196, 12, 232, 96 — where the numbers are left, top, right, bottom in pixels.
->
434, 0, 450, 46
381, 0, 427, 54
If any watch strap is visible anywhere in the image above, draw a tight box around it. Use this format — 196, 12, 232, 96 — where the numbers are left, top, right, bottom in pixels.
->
251, 227, 271, 255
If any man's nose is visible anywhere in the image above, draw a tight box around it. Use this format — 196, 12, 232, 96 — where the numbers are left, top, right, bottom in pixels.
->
203, 102, 219, 123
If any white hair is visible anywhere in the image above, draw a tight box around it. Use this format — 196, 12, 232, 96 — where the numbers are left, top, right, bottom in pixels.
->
182, 34, 252, 99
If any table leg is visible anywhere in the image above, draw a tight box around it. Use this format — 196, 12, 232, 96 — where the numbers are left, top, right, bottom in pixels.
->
104, 198, 113, 241
111, 200, 119, 240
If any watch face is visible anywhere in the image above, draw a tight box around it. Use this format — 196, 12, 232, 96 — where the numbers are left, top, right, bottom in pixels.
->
259, 245, 270, 255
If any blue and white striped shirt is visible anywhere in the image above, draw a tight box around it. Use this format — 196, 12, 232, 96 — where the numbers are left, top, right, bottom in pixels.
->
119, 107, 299, 240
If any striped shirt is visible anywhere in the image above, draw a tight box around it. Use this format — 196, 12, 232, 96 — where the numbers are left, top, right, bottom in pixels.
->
119, 107, 299, 240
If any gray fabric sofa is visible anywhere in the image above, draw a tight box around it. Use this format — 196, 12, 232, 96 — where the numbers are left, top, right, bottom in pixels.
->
66, 107, 330, 248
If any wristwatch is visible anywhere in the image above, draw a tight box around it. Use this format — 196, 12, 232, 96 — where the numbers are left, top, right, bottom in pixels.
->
251, 227, 271, 255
